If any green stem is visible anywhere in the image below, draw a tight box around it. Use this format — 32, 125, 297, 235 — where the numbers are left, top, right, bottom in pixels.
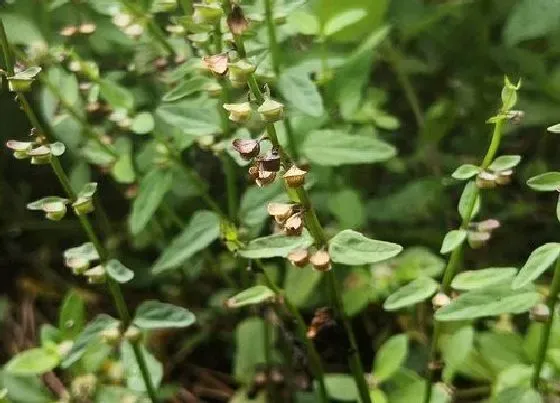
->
259, 266, 329, 403
263, 316, 274, 401
223, 155, 238, 221
423, 117, 506, 403
532, 257, 560, 389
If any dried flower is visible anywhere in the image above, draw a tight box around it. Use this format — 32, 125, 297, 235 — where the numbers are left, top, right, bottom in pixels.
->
259, 149, 281, 172
432, 292, 451, 309
248, 164, 259, 182
202, 53, 229, 76
495, 169, 513, 185
227, 5, 249, 35
287, 248, 309, 268
6, 140, 33, 159
310, 250, 331, 272
267, 202, 294, 223
475, 219, 501, 232
283, 165, 307, 187
475, 171, 497, 189
467, 230, 491, 249
530, 303, 550, 323
256, 170, 276, 187
284, 214, 304, 236
232, 138, 260, 160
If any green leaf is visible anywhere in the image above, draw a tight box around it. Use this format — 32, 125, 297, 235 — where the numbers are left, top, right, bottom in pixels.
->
284, 266, 322, 307
162, 76, 207, 102
324, 374, 358, 401
494, 387, 543, 403
374, 334, 408, 382
328, 189, 365, 229
129, 169, 173, 235
120, 341, 163, 392
323, 8, 368, 37
442, 326, 474, 370
369, 389, 388, 403
384, 277, 438, 311
452, 164, 480, 180
99, 78, 134, 110
277, 68, 324, 118
495, 365, 533, 396
131, 112, 155, 135
153, 211, 220, 273
0, 13, 43, 44
0, 371, 54, 402
133, 300, 195, 329
329, 229, 402, 265
78, 182, 98, 198
58, 290, 85, 340
512, 243, 560, 289
435, 285, 540, 321
106, 259, 134, 284
488, 155, 521, 172
238, 230, 314, 259
527, 172, 560, 191
458, 181, 480, 221
302, 130, 396, 166
452, 267, 517, 290
226, 286, 275, 308
440, 229, 467, 254
5, 348, 60, 375
61, 314, 118, 368
503, 0, 560, 46
547, 123, 560, 133
287, 10, 319, 35
234, 317, 268, 383
156, 99, 221, 137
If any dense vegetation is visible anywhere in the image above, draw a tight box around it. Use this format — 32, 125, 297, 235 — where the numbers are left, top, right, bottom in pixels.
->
1, 0, 560, 402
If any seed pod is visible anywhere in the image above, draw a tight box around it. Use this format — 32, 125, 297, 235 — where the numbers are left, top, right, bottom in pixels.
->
256, 170, 276, 187
6, 140, 33, 159
495, 169, 513, 185
28, 145, 52, 165
79, 23, 97, 35
283, 165, 307, 187
84, 265, 107, 284
284, 214, 304, 236
43, 200, 68, 221
287, 248, 309, 268
530, 303, 550, 323
202, 53, 229, 76
310, 250, 331, 272
432, 292, 451, 309
223, 102, 252, 122
259, 149, 281, 172
467, 230, 491, 249
232, 138, 260, 160
475, 171, 497, 189
476, 219, 501, 232
267, 202, 294, 223
72, 197, 95, 216
227, 5, 249, 35
66, 257, 90, 275
257, 98, 284, 122
60, 25, 78, 37
124, 325, 142, 342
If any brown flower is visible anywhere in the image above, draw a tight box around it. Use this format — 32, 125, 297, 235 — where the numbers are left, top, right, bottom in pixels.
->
227, 5, 249, 35
310, 250, 331, 272
287, 248, 309, 268
202, 53, 228, 75
232, 138, 260, 160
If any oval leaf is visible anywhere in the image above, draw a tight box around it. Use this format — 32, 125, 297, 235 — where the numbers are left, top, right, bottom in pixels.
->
512, 243, 560, 289
374, 334, 408, 382
325, 374, 358, 401
458, 181, 480, 220
440, 229, 467, 254
153, 211, 220, 273
527, 172, 560, 192
452, 164, 480, 180
226, 285, 275, 308
302, 130, 396, 166
277, 68, 324, 117
106, 259, 134, 284
384, 277, 438, 311
452, 267, 517, 291
133, 300, 195, 329
59, 290, 85, 339
329, 229, 402, 265
5, 348, 60, 375
238, 230, 313, 259
488, 155, 521, 172
324, 8, 368, 37
162, 76, 207, 102
435, 285, 540, 321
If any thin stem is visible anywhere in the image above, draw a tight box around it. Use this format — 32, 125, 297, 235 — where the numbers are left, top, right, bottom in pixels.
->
222, 155, 238, 221
263, 317, 274, 401
532, 257, 560, 389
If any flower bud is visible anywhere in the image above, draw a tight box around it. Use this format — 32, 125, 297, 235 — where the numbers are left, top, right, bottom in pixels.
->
223, 102, 251, 122
66, 257, 90, 275
284, 214, 304, 236
202, 53, 229, 76
287, 248, 309, 268
70, 373, 97, 400
99, 324, 121, 344
530, 303, 550, 323
79, 23, 97, 35
84, 265, 106, 284
283, 165, 307, 188
60, 25, 79, 37
43, 200, 68, 221
259, 149, 281, 172
6, 140, 33, 159
227, 5, 249, 35
267, 202, 294, 223
256, 169, 276, 187
72, 197, 95, 215
475, 219, 501, 232
28, 145, 52, 165
124, 325, 142, 342
432, 292, 451, 309
232, 138, 260, 160
467, 230, 491, 249
258, 98, 284, 122
475, 171, 497, 189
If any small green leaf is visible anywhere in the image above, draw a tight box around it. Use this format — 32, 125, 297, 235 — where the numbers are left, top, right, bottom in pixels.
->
5, 348, 60, 375
133, 300, 195, 329
238, 230, 314, 259
527, 172, 560, 191
452, 267, 517, 290
234, 317, 269, 383
435, 285, 540, 321
59, 290, 85, 340
99, 78, 134, 110
452, 164, 480, 180
277, 68, 324, 118
503, 0, 560, 46
226, 286, 275, 308
488, 155, 521, 172
106, 259, 134, 283
131, 112, 155, 135
547, 123, 560, 133
374, 334, 408, 382
302, 130, 396, 166
458, 181, 480, 220
440, 229, 467, 254
501, 76, 519, 111
162, 76, 207, 102
324, 8, 368, 37
329, 229, 402, 265
512, 243, 560, 289
129, 169, 173, 235
61, 314, 118, 368
442, 326, 474, 369
50, 142, 65, 156
153, 210, 220, 273
78, 182, 98, 198
324, 374, 358, 401
120, 341, 163, 392
384, 277, 438, 311
369, 389, 388, 403
494, 387, 543, 403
